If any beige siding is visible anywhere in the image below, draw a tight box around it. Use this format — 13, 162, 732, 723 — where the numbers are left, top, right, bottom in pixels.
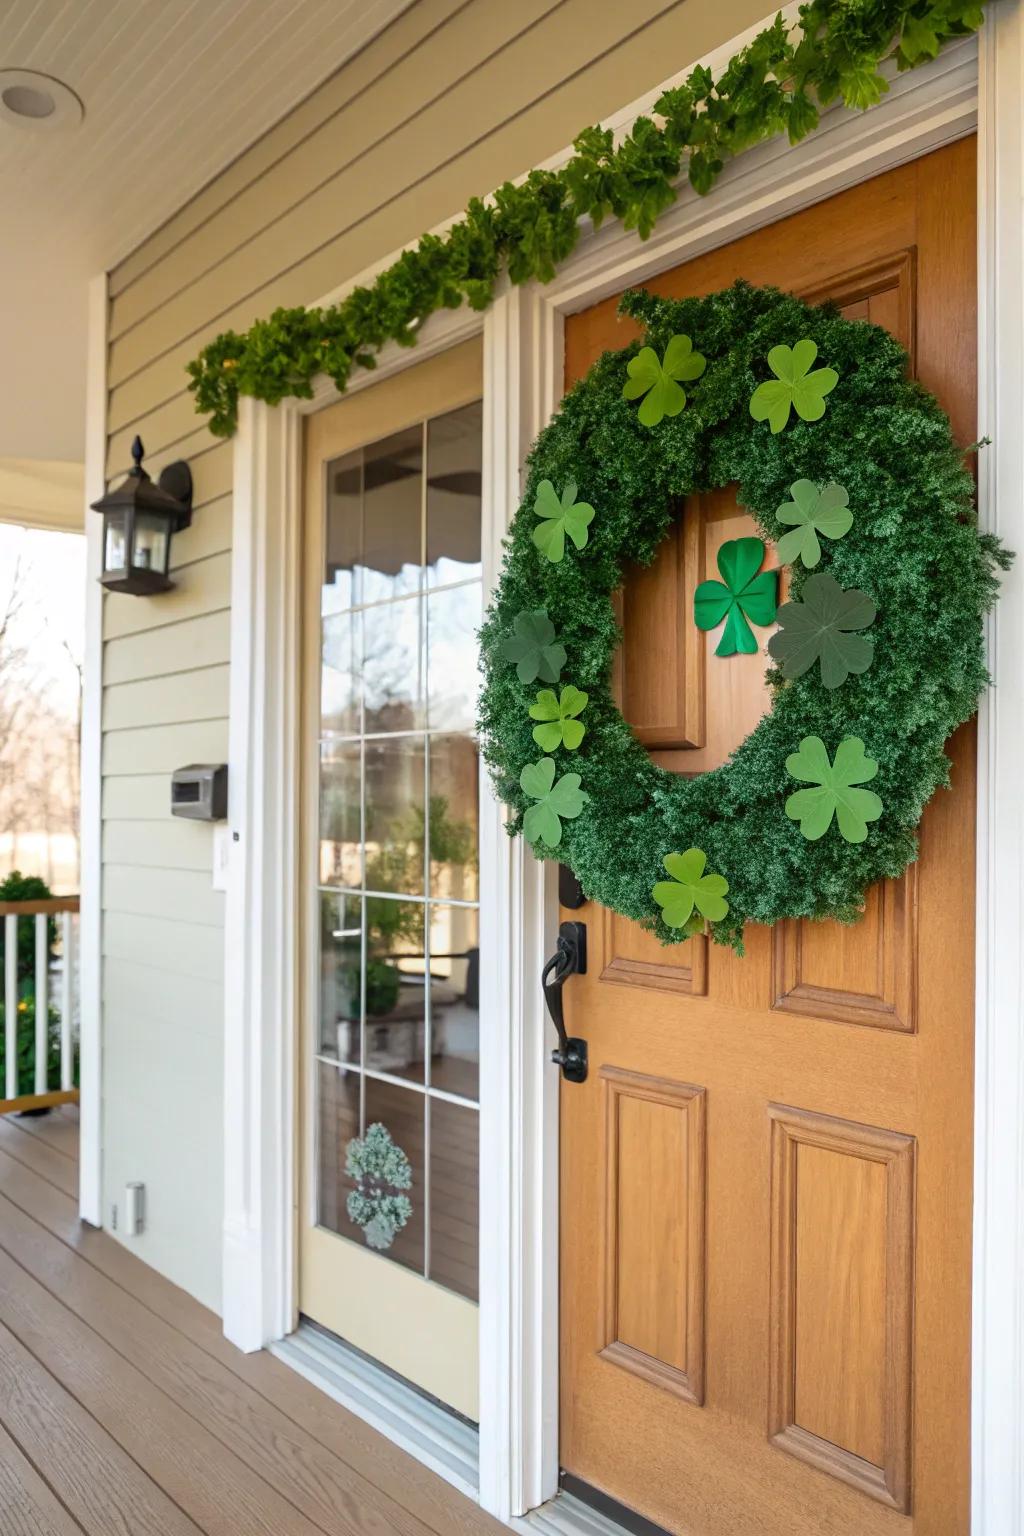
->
101, 0, 773, 1309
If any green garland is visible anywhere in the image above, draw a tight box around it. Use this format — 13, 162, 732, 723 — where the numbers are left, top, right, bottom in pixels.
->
477, 282, 1009, 949
187, 1, 986, 437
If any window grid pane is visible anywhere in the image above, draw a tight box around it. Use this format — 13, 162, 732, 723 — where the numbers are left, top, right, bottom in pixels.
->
316, 402, 481, 1301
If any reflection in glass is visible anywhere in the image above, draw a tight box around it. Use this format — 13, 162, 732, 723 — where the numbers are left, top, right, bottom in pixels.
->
323, 450, 361, 614
364, 736, 425, 896
134, 512, 170, 575
429, 1097, 479, 1301
319, 741, 361, 888
428, 736, 479, 901
364, 896, 426, 1084
318, 892, 362, 1063
429, 904, 479, 1102
427, 582, 480, 731
104, 510, 127, 573
427, 403, 482, 585
363, 1078, 425, 1275
321, 611, 360, 735
361, 426, 423, 603
364, 596, 424, 732
316, 1063, 360, 1235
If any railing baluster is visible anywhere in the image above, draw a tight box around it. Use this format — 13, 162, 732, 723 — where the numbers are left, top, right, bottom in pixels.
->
34, 913, 48, 1095
60, 912, 73, 1092
4, 914, 17, 1101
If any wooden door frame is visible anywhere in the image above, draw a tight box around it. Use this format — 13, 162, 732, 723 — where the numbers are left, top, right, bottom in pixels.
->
217, 7, 1024, 1533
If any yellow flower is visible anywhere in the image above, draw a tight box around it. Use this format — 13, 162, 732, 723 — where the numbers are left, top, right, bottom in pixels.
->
17, 1000, 27, 1012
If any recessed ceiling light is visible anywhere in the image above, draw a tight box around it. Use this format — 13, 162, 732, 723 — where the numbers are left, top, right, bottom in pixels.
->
0, 70, 83, 132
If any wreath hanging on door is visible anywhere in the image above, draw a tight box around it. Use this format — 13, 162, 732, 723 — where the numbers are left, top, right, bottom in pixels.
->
478, 281, 1010, 950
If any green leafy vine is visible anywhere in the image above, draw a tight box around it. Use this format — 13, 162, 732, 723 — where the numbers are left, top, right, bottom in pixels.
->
187, 1, 986, 437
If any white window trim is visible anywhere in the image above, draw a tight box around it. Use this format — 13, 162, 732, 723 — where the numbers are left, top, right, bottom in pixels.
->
219, 8, 1024, 1532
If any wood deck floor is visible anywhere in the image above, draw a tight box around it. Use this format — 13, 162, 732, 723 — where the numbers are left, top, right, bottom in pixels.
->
0, 1106, 502, 1536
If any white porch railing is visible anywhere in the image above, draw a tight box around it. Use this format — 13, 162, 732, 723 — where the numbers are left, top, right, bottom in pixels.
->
0, 897, 79, 1115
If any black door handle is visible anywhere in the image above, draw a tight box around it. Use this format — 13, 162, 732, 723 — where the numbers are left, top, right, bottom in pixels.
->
542, 921, 588, 1083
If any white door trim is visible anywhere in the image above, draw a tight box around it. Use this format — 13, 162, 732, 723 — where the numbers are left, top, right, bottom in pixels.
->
221, 10, 1024, 1531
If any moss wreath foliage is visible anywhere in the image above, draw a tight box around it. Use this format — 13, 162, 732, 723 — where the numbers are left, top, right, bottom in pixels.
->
477, 281, 1010, 950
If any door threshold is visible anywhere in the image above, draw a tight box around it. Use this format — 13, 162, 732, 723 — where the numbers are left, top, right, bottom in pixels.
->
271, 1321, 479, 1500
514, 1490, 646, 1536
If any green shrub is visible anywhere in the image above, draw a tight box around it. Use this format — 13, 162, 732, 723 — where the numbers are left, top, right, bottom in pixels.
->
0, 998, 73, 1098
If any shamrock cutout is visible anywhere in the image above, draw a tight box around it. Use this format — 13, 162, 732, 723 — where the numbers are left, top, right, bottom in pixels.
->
768, 572, 876, 689
529, 684, 589, 751
501, 609, 567, 685
622, 334, 707, 427
775, 480, 853, 568
532, 479, 595, 563
652, 848, 729, 933
693, 536, 778, 656
520, 758, 589, 847
749, 340, 838, 433
785, 736, 883, 843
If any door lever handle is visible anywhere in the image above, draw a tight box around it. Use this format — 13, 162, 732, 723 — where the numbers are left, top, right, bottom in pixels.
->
542, 921, 588, 1083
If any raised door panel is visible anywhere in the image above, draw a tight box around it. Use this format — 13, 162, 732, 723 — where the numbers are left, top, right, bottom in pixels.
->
601, 906, 707, 996
768, 1105, 915, 1512
600, 1068, 706, 1404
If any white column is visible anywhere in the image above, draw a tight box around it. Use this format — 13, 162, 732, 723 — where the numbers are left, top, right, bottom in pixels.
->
34, 914, 48, 1095
4, 915, 17, 1101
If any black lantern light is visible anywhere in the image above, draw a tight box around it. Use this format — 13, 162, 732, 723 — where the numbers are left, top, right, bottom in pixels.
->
90, 435, 192, 595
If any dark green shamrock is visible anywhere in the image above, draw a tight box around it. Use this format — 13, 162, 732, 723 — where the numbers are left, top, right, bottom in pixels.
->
529, 685, 588, 751
622, 334, 707, 427
693, 536, 778, 656
532, 479, 595, 563
768, 572, 876, 689
652, 848, 729, 933
749, 339, 838, 433
785, 736, 883, 843
520, 758, 589, 848
500, 609, 567, 685
775, 479, 853, 568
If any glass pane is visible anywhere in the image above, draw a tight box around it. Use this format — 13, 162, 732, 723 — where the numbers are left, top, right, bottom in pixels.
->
427, 583, 480, 731
364, 896, 426, 1084
426, 402, 482, 585
360, 426, 423, 603
319, 741, 361, 888
429, 1097, 479, 1300
316, 1062, 360, 1235
428, 736, 478, 901
318, 892, 362, 1063
428, 904, 479, 1101
364, 596, 424, 732
324, 450, 361, 614
365, 736, 425, 895
103, 511, 127, 573
363, 1077, 425, 1274
133, 512, 170, 576
322, 611, 360, 735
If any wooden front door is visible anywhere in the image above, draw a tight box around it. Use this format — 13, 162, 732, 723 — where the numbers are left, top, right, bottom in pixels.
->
559, 139, 976, 1536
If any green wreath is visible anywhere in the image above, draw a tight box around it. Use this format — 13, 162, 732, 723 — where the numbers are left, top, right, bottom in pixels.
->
478, 281, 1010, 950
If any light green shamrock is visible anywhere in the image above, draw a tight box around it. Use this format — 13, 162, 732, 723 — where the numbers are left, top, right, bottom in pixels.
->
749, 339, 838, 433
529, 684, 589, 751
775, 480, 853, 568
693, 536, 778, 656
622, 334, 707, 427
520, 758, 589, 847
500, 609, 567, 685
532, 479, 595, 563
785, 736, 883, 843
652, 848, 730, 934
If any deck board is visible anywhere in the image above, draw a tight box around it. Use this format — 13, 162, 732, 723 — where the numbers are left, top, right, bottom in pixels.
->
0, 1118, 501, 1536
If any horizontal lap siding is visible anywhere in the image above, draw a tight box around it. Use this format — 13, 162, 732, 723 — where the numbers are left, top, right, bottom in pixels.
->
101, 0, 771, 1311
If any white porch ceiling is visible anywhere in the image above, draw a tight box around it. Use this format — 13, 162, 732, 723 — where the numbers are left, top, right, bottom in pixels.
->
0, 0, 411, 465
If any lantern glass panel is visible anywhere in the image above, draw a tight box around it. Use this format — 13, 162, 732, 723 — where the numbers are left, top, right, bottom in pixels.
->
133, 512, 171, 576
104, 510, 128, 573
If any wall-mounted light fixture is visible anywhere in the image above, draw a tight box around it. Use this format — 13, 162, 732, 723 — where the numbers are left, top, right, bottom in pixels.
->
90, 436, 192, 595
